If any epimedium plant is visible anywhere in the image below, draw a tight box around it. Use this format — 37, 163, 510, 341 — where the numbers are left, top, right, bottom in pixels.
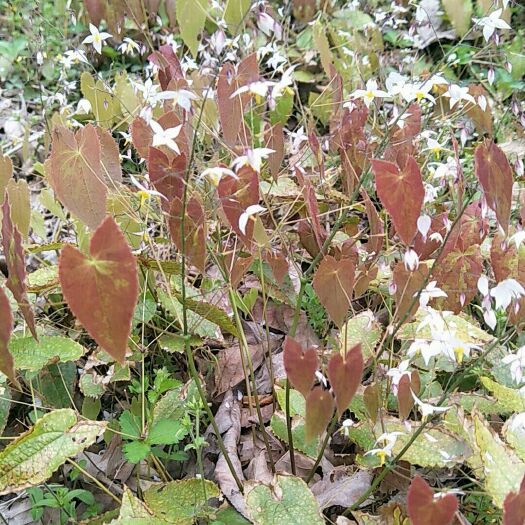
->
0, 0, 525, 524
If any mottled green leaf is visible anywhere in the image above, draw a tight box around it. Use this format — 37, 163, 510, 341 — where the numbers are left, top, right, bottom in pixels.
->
10, 336, 85, 372
245, 475, 324, 525
0, 409, 105, 494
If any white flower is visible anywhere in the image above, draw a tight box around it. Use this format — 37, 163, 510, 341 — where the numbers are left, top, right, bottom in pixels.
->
155, 89, 198, 112
399, 81, 435, 104
150, 120, 182, 154
118, 37, 141, 56
129, 174, 167, 201
60, 50, 89, 67
417, 215, 431, 240
347, 79, 389, 108
82, 23, 112, 54
239, 205, 266, 235
478, 275, 490, 297
502, 347, 525, 384
510, 230, 525, 250
404, 249, 419, 271
385, 72, 407, 96
200, 167, 237, 186
256, 11, 282, 40
270, 66, 295, 107
231, 148, 275, 173
474, 9, 511, 42
76, 98, 92, 114
412, 392, 450, 419
490, 278, 525, 310
443, 84, 475, 109
418, 281, 447, 308
424, 138, 448, 156
364, 431, 404, 465
231, 81, 273, 99
386, 360, 411, 394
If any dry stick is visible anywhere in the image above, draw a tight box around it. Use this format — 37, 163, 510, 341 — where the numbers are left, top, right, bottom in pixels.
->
227, 287, 277, 473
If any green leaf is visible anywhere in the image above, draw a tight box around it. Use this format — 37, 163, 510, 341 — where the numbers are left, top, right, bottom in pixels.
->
442, 0, 473, 37
108, 487, 160, 525
480, 377, 525, 412
472, 412, 525, 507
0, 409, 105, 494
27, 266, 58, 293
119, 410, 141, 440
397, 310, 493, 345
35, 362, 76, 409
215, 507, 251, 525
147, 419, 188, 446
275, 386, 305, 417
339, 310, 382, 360
143, 479, 220, 524
245, 475, 324, 525
347, 417, 471, 467
80, 373, 106, 399
176, 0, 207, 57
123, 441, 151, 464
503, 413, 525, 461
224, 0, 251, 30
10, 336, 85, 372
270, 412, 320, 458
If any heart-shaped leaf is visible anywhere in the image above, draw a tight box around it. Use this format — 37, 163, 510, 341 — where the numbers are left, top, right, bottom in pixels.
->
327, 344, 363, 416
312, 255, 355, 327
0, 287, 16, 386
504, 474, 525, 525
169, 194, 207, 273
283, 336, 318, 398
1, 196, 37, 340
372, 156, 424, 245
305, 386, 334, 443
407, 476, 458, 525
59, 216, 138, 363
475, 140, 513, 235
47, 124, 107, 230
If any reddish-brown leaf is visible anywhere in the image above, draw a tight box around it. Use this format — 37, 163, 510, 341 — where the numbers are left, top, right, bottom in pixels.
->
372, 156, 424, 245
47, 124, 107, 230
283, 336, 318, 398
362, 189, 384, 256
407, 476, 458, 525
0, 286, 17, 387
305, 386, 334, 443
393, 261, 430, 323
503, 474, 525, 525
433, 245, 483, 313
217, 166, 259, 244
327, 344, 363, 416
265, 123, 285, 179
96, 127, 122, 186
265, 251, 289, 285
397, 374, 413, 420
384, 103, 421, 168
168, 194, 207, 273
295, 167, 325, 250
1, 196, 37, 340
217, 54, 258, 146
148, 147, 186, 211
312, 255, 355, 327
148, 44, 184, 90
363, 383, 380, 424
59, 216, 138, 363
0, 155, 13, 204
475, 140, 513, 234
